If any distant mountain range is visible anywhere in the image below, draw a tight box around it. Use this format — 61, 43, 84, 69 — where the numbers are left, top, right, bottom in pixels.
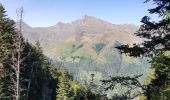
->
15, 16, 150, 92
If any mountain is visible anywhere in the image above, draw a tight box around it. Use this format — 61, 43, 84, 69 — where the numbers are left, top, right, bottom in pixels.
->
16, 15, 139, 49
16, 16, 150, 89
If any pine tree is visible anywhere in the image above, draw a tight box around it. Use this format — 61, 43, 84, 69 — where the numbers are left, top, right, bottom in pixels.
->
23, 42, 48, 100
149, 53, 170, 99
0, 4, 20, 99
56, 69, 70, 100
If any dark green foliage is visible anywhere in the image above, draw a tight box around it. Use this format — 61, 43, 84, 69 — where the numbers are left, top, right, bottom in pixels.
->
0, 4, 18, 98
22, 43, 51, 100
56, 69, 70, 100
150, 53, 170, 89
148, 53, 170, 99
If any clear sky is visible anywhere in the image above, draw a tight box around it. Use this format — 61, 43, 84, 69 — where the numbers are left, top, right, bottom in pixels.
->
0, 0, 158, 27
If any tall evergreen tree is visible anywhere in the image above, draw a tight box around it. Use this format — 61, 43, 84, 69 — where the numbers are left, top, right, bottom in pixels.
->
148, 53, 170, 99
56, 69, 70, 100
0, 4, 20, 99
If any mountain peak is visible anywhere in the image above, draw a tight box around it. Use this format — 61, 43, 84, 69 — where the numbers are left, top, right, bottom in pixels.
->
56, 21, 66, 26
82, 15, 96, 19
80, 15, 103, 22
72, 15, 109, 26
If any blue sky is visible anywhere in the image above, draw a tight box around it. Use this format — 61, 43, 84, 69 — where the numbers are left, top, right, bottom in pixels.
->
0, 0, 157, 27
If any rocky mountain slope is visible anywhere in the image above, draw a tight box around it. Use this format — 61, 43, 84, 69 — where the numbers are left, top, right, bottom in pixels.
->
16, 16, 139, 49
16, 16, 149, 88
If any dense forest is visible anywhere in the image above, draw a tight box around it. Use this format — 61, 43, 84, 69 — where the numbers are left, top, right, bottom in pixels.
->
0, 0, 170, 100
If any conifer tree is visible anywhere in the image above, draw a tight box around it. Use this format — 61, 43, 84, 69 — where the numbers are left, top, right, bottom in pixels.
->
0, 4, 20, 99
56, 69, 70, 100
149, 53, 170, 99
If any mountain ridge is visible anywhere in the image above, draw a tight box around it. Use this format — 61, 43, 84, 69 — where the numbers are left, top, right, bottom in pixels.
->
16, 15, 139, 28
16, 15, 139, 52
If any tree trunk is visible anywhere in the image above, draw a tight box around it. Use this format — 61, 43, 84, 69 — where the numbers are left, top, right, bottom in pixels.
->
15, 7, 23, 100
16, 70, 20, 100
